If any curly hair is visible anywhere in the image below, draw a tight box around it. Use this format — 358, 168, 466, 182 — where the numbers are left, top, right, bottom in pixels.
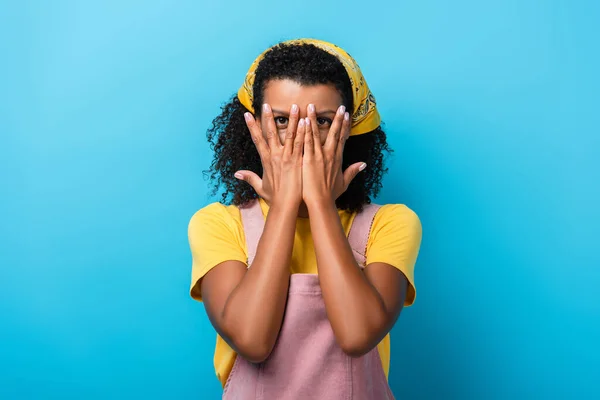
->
205, 42, 393, 213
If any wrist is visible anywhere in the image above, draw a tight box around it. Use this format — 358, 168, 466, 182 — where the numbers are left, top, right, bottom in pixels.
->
304, 195, 336, 213
269, 198, 302, 216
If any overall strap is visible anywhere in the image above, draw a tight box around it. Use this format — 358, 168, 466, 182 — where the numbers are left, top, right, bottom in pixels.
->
239, 199, 264, 267
348, 203, 382, 268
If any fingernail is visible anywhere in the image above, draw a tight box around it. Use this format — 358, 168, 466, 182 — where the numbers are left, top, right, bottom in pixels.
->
308, 104, 315, 113
359, 163, 367, 171
344, 112, 350, 121
298, 118, 305, 127
305, 117, 310, 126
244, 112, 252, 122
291, 104, 298, 114
338, 105, 346, 115
234, 172, 244, 179
263, 103, 270, 113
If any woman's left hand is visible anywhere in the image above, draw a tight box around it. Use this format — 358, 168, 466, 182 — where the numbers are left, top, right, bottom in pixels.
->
302, 104, 367, 207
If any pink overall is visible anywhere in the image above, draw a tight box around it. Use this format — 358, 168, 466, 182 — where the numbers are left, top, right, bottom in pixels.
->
223, 199, 395, 400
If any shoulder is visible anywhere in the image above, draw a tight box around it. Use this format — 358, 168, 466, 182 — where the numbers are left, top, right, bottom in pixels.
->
188, 202, 242, 226
369, 203, 422, 245
373, 203, 421, 231
188, 202, 244, 238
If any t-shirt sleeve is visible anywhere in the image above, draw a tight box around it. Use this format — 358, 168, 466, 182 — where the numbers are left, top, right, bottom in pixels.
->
366, 204, 422, 306
188, 202, 247, 302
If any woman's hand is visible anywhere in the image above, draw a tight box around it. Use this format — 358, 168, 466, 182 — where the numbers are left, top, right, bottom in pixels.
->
235, 104, 305, 209
302, 104, 366, 207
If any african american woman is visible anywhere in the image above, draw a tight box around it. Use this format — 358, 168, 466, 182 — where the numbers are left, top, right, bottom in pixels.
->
188, 39, 422, 399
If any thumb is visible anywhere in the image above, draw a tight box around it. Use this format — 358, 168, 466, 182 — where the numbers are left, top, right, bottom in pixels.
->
235, 170, 264, 195
343, 162, 367, 188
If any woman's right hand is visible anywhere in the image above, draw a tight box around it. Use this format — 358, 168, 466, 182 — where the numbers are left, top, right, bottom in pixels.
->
235, 103, 305, 209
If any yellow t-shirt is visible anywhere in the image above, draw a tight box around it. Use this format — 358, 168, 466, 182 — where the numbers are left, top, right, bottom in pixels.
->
189, 198, 422, 387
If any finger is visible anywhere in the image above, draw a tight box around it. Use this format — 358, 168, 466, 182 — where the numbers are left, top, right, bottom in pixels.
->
283, 104, 299, 158
343, 162, 367, 189
294, 117, 305, 159
307, 104, 322, 158
234, 170, 264, 196
324, 105, 346, 153
303, 117, 314, 159
335, 112, 352, 162
261, 103, 282, 151
244, 112, 269, 160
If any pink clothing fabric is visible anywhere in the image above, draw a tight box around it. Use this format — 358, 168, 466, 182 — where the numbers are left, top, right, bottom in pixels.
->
222, 200, 395, 400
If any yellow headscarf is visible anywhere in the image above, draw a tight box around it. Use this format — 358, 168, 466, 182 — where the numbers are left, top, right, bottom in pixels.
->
237, 39, 381, 136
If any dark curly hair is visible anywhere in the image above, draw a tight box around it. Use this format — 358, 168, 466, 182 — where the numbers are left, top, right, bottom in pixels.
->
205, 42, 393, 213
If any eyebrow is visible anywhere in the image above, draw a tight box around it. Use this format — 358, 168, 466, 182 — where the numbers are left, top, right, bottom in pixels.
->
271, 109, 338, 116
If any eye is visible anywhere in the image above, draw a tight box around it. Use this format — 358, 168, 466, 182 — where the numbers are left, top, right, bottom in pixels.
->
274, 116, 289, 128
317, 117, 333, 128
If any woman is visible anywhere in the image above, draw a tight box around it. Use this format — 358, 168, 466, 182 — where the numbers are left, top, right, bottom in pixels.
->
189, 39, 422, 399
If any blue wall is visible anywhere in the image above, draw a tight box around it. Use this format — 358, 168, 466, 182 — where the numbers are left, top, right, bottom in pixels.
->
1, 1, 598, 398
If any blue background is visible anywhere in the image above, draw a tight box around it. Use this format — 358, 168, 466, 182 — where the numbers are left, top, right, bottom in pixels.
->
1, 0, 599, 399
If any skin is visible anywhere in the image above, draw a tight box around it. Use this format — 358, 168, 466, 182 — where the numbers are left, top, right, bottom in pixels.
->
201, 79, 408, 362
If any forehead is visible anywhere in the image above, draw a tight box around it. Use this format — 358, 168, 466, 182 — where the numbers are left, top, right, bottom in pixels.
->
262, 79, 342, 107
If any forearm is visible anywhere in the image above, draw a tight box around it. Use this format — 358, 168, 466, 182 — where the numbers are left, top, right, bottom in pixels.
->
307, 199, 388, 355
221, 202, 297, 361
